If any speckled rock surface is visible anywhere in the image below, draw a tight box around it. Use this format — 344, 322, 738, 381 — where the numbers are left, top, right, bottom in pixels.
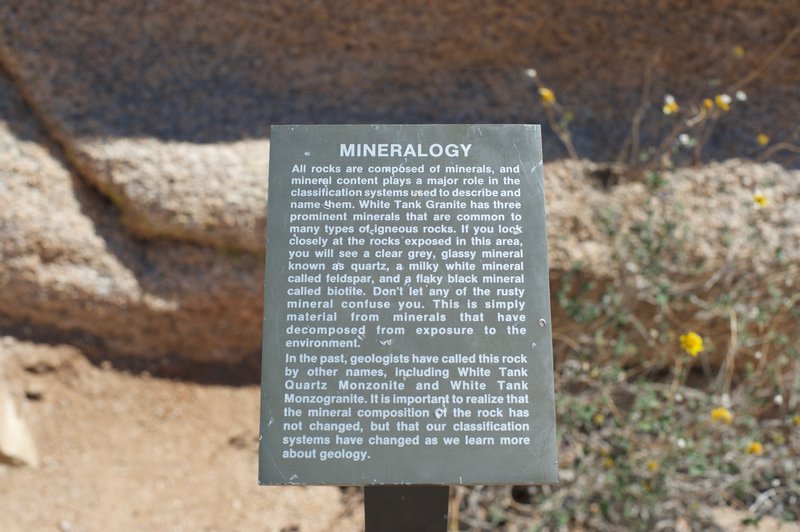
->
1, 1, 798, 250
0, 72, 263, 365
2, 61, 798, 366
76, 137, 269, 252
0, 2, 798, 365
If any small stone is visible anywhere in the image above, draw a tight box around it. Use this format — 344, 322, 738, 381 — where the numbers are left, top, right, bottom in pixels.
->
0, 387, 39, 467
558, 468, 575, 482
24, 381, 45, 401
675, 517, 691, 532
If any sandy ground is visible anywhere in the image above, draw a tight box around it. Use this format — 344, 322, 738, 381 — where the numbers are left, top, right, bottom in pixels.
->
3, 337, 798, 532
0, 339, 363, 532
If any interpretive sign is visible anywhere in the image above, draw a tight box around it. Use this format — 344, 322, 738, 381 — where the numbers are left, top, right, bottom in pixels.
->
259, 124, 557, 486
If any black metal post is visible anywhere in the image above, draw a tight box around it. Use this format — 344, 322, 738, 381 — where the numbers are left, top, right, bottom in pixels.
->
364, 485, 450, 532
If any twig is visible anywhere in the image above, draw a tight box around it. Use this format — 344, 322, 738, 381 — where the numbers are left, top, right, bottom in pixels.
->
748, 488, 777, 514
602, 388, 625, 420
543, 105, 579, 160
756, 142, 800, 162
617, 50, 660, 166
449, 486, 465, 531
717, 308, 738, 394
553, 332, 581, 352
693, 111, 721, 165
729, 27, 800, 93
671, 358, 683, 395
527, 72, 580, 159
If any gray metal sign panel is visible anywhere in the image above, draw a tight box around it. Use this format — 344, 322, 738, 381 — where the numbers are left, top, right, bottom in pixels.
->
259, 124, 557, 486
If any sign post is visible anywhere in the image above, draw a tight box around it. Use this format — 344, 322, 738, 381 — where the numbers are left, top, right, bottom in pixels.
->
259, 124, 557, 527
364, 485, 449, 532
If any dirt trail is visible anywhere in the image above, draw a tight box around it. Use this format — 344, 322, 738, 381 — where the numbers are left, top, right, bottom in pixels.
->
0, 339, 363, 532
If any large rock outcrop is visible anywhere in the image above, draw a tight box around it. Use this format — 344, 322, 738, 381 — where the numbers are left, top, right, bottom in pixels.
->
0, 72, 263, 366
0, 2, 798, 367
1, 1, 798, 251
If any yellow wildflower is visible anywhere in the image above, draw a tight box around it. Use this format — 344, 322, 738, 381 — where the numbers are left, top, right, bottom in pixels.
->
593, 412, 605, 426
539, 87, 556, 106
753, 193, 768, 208
679, 331, 704, 357
715, 94, 732, 111
757, 133, 769, 146
702, 98, 714, 110
745, 441, 763, 455
732, 46, 745, 58
794, 414, 800, 426
662, 94, 680, 115
711, 406, 733, 424
646, 460, 659, 473
602, 456, 615, 468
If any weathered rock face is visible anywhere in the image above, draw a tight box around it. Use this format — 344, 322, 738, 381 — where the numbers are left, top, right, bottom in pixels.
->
0, 72, 264, 366
1, 1, 798, 251
75, 138, 269, 253
0, 340, 40, 467
0, 2, 798, 367
0, 386, 39, 467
